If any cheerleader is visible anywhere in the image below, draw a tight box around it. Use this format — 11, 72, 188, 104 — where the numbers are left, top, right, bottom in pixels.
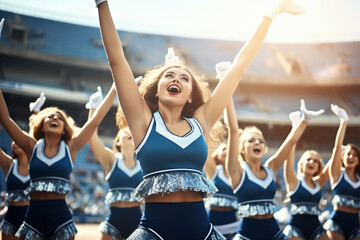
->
227, 100, 324, 240
0, 86, 114, 239
282, 109, 331, 240
94, 0, 305, 238
86, 86, 143, 240
324, 105, 360, 240
0, 143, 29, 240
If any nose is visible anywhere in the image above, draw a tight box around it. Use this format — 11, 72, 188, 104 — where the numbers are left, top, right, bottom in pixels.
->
172, 77, 180, 83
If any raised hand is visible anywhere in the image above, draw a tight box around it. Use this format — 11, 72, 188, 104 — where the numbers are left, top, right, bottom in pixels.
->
215, 61, 232, 80
29, 92, 46, 112
331, 104, 349, 122
289, 110, 301, 127
299, 99, 324, 122
86, 86, 103, 109
165, 48, 181, 66
265, 0, 306, 21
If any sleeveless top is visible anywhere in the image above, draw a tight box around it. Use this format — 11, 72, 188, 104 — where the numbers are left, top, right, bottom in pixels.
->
205, 165, 238, 209
25, 138, 73, 195
331, 168, 360, 209
5, 159, 30, 202
287, 175, 322, 215
104, 153, 143, 204
134, 111, 217, 202
234, 161, 277, 218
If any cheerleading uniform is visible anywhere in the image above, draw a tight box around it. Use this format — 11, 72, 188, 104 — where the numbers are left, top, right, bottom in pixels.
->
323, 168, 360, 239
283, 175, 326, 240
98, 153, 143, 239
205, 165, 239, 238
0, 160, 30, 236
233, 161, 285, 240
15, 138, 77, 240
127, 111, 225, 240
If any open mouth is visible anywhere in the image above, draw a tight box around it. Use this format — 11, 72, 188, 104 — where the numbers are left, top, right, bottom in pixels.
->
50, 122, 58, 127
167, 84, 181, 94
253, 147, 261, 154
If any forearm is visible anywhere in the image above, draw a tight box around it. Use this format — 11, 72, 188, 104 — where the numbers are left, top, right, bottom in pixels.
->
0, 90, 10, 124
232, 17, 271, 74
329, 121, 347, 177
97, 2, 126, 67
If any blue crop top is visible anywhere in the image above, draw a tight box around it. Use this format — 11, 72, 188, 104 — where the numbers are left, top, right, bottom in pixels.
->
133, 111, 217, 202
104, 153, 143, 204
331, 168, 360, 209
25, 138, 73, 195
234, 161, 277, 218
287, 175, 322, 215
205, 165, 238, 209
5, 160, 30, 202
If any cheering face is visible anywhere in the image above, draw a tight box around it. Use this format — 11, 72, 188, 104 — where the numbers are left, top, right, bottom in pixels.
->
302, 152, 320, 176
157, 67, 193, 107
242, 133, 266, 161
42, 111, 65, 135
343, 147, 359, 169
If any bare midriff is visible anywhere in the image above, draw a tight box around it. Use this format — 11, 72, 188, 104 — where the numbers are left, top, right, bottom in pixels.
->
247, 213, 274, 219
110, 201, 141, 208
30, 192, 66, 200
145, 191, 203, 203
210, 206, 235, 211
8, 201, 29, 206
334, 205, 359, 214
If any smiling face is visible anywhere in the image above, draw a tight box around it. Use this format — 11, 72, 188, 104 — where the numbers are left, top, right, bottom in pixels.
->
42, 111, 65, 134
343, 145, 360, 170
157, 67, 193, 107
239, 127, 267, 163
298, 150, 323, 177
30, 107, 75, 142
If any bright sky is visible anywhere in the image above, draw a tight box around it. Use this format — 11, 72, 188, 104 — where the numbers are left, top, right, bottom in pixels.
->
0, 0, 359, 43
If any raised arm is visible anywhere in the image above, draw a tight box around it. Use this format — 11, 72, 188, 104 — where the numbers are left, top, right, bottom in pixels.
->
96, 1, 151, 142
225, 97, 242, 189
266, 99, 324, 173
283, 111, 302, 192
87, 86, 116, 173
283, 145, 298, 193
197, 0, 305, 131
68, 85, 116, 160
0, 148, 12, 176
0, 90, 36, 158
328, 104, 348, 185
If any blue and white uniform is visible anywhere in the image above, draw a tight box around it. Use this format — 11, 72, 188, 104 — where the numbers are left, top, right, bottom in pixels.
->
0, 160, 30, 236
99, 153, 143, 240
15, 138, 77, 240
283, 175, 326, 240
206, 165, 239, 238
324, 168, 360, 239
233, 161, 285, 240
127, 111, 225, 240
